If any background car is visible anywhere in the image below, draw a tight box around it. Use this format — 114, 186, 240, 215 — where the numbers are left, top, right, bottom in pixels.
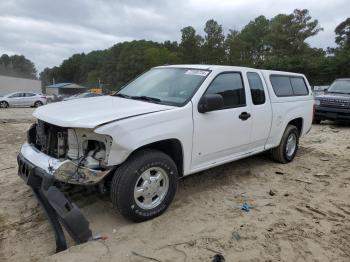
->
314, 78, 350, 123
0, 92, 47, 108
63, 92, 102, 101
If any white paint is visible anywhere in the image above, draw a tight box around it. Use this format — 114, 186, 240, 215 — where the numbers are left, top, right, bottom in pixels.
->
27, 65, 314, 178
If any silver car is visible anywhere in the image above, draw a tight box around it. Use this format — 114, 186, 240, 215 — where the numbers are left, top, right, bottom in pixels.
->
0, 92, 47, 108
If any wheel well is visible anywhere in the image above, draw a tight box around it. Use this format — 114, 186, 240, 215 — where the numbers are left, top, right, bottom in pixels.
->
288, 118, 303, 135
135, 139, 184, 177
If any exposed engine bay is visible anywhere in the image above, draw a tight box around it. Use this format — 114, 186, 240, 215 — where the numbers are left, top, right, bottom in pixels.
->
27, 120, 113, 184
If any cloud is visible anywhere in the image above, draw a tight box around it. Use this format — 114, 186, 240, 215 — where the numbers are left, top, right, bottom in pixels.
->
0, 0, 348, 73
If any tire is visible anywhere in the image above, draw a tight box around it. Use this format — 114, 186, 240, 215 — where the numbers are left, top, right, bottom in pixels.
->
34, 101, 43, 107
110, 149, 178, 222
271, 125, 299, 164
0, 101, 9, 108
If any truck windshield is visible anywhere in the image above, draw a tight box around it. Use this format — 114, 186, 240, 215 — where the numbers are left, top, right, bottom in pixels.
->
116, 68, 210, 106
327, 79, 350, 94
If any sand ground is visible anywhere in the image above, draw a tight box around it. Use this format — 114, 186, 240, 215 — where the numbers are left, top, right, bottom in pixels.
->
0, 107, 349, 262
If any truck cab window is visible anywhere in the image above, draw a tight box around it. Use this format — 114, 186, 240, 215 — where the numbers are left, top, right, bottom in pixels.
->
270, 75, 309, 97
290, 77, 309, 95
205, 72, 246, 108
270, 76, 294, 97
247, 72, 265, 105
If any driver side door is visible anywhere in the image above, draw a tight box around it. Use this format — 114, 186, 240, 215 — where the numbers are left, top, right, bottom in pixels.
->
191, 72, 252, 171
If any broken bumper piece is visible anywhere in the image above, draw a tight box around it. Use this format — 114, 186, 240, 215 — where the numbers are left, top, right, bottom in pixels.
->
20, 143, 111, 185
17, 152, 93, 252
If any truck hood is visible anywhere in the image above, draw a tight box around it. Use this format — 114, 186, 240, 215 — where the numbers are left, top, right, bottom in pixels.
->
316, 92, 350, 100
33, 96, 175, 128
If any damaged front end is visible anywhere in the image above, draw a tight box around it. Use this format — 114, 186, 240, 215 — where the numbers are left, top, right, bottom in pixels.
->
27, 120, 113, 185
17, 120, 114, 252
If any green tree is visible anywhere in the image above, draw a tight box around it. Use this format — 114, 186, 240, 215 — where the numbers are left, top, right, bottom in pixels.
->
144, 47, 181, 67
268, 9, 323, 57
0, 54, 37, 79
226, 16, 270, 66
57, 53, 85, 83
40, 10, 348, 90
335, 18, 350, 49
203, 19, 226, 64
180, 26, 203, 63
163, 41, 180, 53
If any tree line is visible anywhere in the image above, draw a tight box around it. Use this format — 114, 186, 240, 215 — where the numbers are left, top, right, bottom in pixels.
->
0, 54, 37, 79
2, 9, 350, 90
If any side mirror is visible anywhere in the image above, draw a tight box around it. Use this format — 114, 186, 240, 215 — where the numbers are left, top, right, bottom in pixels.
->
198, 94, 224, 113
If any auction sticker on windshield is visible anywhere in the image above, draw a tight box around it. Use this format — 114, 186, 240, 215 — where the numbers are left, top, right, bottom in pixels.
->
185, 69, 209, 76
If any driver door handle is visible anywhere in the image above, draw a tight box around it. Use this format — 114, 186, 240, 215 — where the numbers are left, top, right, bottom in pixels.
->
239, 112, 251, 121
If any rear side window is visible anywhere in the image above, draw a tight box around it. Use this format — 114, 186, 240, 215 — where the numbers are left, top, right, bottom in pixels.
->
270, 76, 293, 97
270, 75, 309, 97
205, 72, 246, 108
290, 77, 308, 95
25, 93, 36, 97
247, 72, 265, 105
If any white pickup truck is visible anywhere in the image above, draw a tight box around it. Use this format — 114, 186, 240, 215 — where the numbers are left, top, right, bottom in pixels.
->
17, 65, 313, 247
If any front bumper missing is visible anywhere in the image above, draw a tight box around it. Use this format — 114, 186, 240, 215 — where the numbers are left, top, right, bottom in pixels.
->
20, 143, 111, 185
17, 153, 93, 252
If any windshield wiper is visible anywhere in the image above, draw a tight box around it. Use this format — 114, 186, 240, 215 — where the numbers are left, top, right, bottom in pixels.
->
113, 93, 131, 98
130, 95, 162, 103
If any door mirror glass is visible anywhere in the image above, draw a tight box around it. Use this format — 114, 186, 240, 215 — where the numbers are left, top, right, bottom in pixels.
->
198, 94, 224, 113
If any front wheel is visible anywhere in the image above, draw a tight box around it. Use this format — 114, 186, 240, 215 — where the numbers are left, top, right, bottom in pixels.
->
271, 125, 299, 164
110, 149, 178, 222
0, 101, 9, 108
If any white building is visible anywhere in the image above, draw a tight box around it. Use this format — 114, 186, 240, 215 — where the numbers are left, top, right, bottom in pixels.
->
0, 75, 41, 96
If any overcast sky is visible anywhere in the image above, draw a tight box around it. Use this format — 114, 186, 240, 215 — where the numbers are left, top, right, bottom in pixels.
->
0, 0, 349, 73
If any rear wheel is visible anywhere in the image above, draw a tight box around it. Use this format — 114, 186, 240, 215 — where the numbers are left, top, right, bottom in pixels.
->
0, 101, 9, 108
110, 149, 178, 222
271, 125, 299, 164
34, 101, 43, 107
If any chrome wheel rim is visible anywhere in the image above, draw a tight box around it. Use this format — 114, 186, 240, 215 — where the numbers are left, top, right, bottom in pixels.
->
0, 102, 7, 108
134, 167, 169, 210
286, 133, 297, 158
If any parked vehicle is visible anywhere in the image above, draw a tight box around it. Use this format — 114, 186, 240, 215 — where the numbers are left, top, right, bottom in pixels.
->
17, 65, 313, 247
0, 92, 47, 108
63, 92, 102, 101
314, 78, 350, 123
46, 94, 60, 103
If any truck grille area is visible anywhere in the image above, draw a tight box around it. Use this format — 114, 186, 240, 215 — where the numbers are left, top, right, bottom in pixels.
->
28, 120, 68, 159
320, 98, 350, 109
